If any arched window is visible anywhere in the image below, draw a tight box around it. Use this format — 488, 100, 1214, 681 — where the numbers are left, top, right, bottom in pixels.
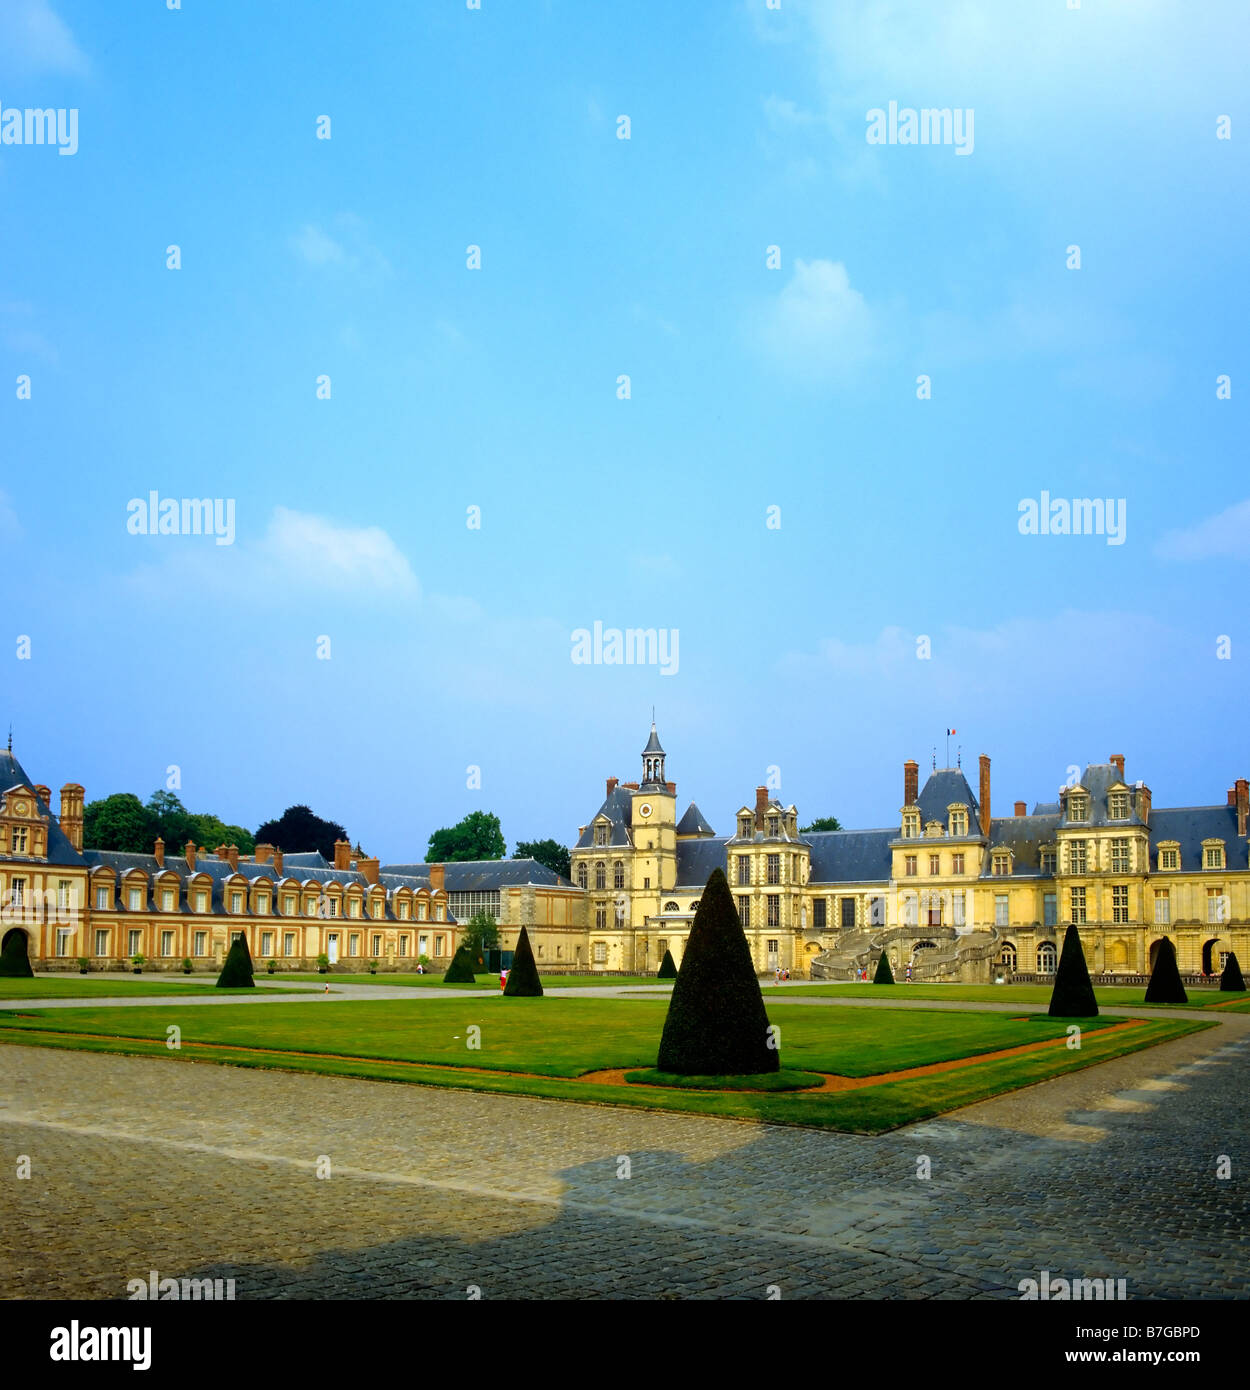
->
688, 901, 700, 913
613, 861, 624, 890
663, 901, 679, 912
594, 862, 606, 890
999, 942, 1017, 971
1037, 942, 1056, 973
576, 862, 587, 889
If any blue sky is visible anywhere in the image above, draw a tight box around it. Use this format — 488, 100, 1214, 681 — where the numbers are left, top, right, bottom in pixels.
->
2, 0, 1247, 861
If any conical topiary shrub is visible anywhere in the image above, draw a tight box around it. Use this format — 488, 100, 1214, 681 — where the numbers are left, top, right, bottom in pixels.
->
656, 868, 779, 1075
1144, 937, 1187, 1004
657, 948, 678, 980
216, 932, 255, 988
873, 950, 894, 984
1220, 952, 1245, 992
1047, 924, 1098, 1017
443, 944, 476, 984
0, 929, 35, 978
502, 926, 543, 996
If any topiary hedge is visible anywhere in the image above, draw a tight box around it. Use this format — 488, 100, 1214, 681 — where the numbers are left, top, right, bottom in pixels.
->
443, 945, 477, 984
1144, 936, 1187, 1004
1220, 951, 1245, 992
1047, 924, 1098, 1017
502, 926, 543, 996
657, 948, 678, 980
873, 950, 894, 984
215, 932, 255, 988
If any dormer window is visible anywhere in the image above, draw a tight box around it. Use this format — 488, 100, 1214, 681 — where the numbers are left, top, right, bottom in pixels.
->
1204, 843, 1225, 870
992, 852, 1010, 876
594, 823, 609, 847
949, 810, 967, 837
740, 816, 753, 839
1040, 848, 1057, 875
162, 889, 175, 911
1158, 845, 1179, 871
11, 826, 28, 854
1068, 793, 1088, 821
903, 811, 920, 838
767, 815, 779, 837
1108, 792, 1129, 819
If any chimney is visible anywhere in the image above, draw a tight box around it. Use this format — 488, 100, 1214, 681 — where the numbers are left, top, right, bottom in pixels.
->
1229, 789, 1238, 806
333, 838, 351, 871
215, 844, 229, 862
606, 777, 618, 798
273, 847, 284, 876
755, 785, 769, 831
58, 783, 84, 851
429, 863, 445, 893
254, 843, 273, 866
1137, 782, 1151, 826
357, 855, 379, 886
1014, 801, 1026, 818
227, 844, 239, 871
665, 781, 676, 795
185, 839, 197, 871
1110, 753, 1125, 780
33, 784, 51, 807
903, 759, 919, 807
978, 756, 991, 836
154, 837, 165, 869
1237, 779, 1249, 839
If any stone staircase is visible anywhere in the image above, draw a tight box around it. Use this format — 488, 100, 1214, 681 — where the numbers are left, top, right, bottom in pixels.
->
810, 924, 1001, 983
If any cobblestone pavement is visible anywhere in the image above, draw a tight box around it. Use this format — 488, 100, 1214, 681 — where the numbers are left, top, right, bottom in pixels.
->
0, 1008, 1246, 1300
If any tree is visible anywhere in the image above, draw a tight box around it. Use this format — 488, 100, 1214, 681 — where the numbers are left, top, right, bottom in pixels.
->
1144, 937, 1187, 1004
83, 793, 156, 852
427, 811, 505, 863
800, 816, 843, 833
656, 868, 779, 1075
459, 911, 499, 964
0, 929, 34, 978
216, 932, 255, 988
502, 926, 543, 996
443, 944, 476, 984
513, 838, 571, 879
1048, 924, 1099, 1017
255, 805, 347, 861
873, 950, 895, 984
1220, 952, 1245, 992
657, 948, 678, 980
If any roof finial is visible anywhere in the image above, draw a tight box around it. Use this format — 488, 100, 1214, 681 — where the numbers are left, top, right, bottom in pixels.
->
932, 746, 937, 771
651, 704, 655, 726
957, 744, 962, 769
6, 724, 10, 753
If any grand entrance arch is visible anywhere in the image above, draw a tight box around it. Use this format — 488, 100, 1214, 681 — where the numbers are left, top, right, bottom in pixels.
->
1148, 938, 1171, 971
0, 927, 35, 978
1202, 937, 1227, 976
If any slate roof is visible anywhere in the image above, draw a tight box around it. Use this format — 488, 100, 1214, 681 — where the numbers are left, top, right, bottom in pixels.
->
806, 829, 896, 885
642, 724, 665, 754
984, 814, 1062, 875
1064, 763, 1142, 826
1149, 806, 1247, 870
378, 858, 575, 890
0, 750, 86, 867
675, 802, 715, 837
675, 838, 729, 888
916, 768, 979, 826
1033, 801, 1061, 816
281, 851, 330, 869
574, 785, 636, 850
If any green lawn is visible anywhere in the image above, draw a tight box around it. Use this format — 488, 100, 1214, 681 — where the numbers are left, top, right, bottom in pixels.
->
272, 972, 666, 989
763, 982, 1245, 1010
0, 977, 313, 999
0, 994, 1210, 1132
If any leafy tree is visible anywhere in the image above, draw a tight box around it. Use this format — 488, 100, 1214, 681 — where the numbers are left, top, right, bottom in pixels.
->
1144, 937, 1187, 1004
1047, 924, 1099, 1017
255, 804, 347, 861
657, 948, 678, 980
216, 932, 255, 988
0, 929, 34, 978
873, 950, 895, 984
656, 868, 779, 1076
443, 944, 477, 984
427, 811, 505, 863
1220, 952, 1245, 992
502, 926, 543, 997
83, 793, 156, 852
458, 911, 499, 964
800, 816, 843, 833
513, 838, 571, 879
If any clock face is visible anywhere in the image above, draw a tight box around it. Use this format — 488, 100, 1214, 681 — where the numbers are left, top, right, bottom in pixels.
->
14, 800, 27, 815
638, 803, 653, 819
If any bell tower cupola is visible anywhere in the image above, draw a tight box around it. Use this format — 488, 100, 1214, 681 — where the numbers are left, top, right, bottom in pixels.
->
641, 719, 666, 789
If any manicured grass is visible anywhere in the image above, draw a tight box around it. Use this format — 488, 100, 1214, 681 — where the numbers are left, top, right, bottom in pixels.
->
0, 977, 314, 999
272, 972, 666, 989
625, 1068, 824, 1092
764, 982, 1242, 1009
0, 995, 1211, 1132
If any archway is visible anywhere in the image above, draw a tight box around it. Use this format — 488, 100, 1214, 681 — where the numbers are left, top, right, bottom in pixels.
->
0, 927, 35, 978
1148, 938, 1170, 971
1037, 941, 1057, 973
1202, 938, 1226, 976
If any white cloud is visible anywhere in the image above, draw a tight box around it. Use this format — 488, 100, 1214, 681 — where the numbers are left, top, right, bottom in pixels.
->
0, 0, 88, 76
757, 258, 881, 380
261, 507, 420, 595
290, 214, 392, 281
1155, 499, 1250, 562
291, 225, 344, 266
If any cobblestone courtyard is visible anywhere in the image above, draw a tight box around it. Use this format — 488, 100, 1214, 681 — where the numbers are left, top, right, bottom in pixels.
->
1, 1007, 1246, 1300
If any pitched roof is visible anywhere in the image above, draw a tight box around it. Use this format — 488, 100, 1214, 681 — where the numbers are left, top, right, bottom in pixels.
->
1149, 806, 1246, 869
574, 785, 635, 849
642, 723, 665, 754
806, 829, 895, 884
674, 837, 728, 888
0, 750, 86, 866
1064, 763, 1143, 826
917, 768, 979, 826
985, 814, 1062, 875
378, 858, 575, 890
675, 802, 716, 837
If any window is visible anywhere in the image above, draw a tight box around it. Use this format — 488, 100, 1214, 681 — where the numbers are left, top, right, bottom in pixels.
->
595, 907, 607, 930
868, 895, 886, 926
194, 931, 207, 956
1070, 886, 1086, 924
96, 885, 109, 910
1068, 793, 1088, 821
737, 896, 750, 928
767, 939, 779, 958
1109, 792, 1129, 819
994, 894, 1009, 927
1112, 884, 1129, 924
397, 901, 408, 920
663, 901, 679, 913
903, 811, 920, 838
1111, 839, 1130, 872
128, 929, 142, 956
594, 823, 609, 847
952, 891, 965, 927
371, 933, 382, 955
351, 900, 362, 919
1040, 849, 1056, 876
813, 898, 826, 930
613, 861, 624, 890
196, 891, 208, 912
643, 877, 650, 890
261, 930, 274, 956
952, 853, 965, 875
902, 893, 918, 927
840, 897, 855, 929
257, 894, 269, 915
1205, 846, 1225, 869
1154, 890, 1170, 925
1044, 892, 1057, 927
231, 891, 243, 913
399, 935, 409, 957
767, 854, 780, 885
767, 816, 779, 837
349, 934, 359, 957
417, 901, 428, 921
929, 854, 941, 875
737, 856, 750, 886
950, 810, 967, 837
905, 855, 917, 877
161, 930, 174, 957
739, 816, 752, 839
576, 862, 587, 888
1068, 841, 1087, 874
1038, 942, 1057, 973
283, 895, 295, 914
767, 895, 780, 927
593, 942, 607, 964
1159, 848, 1179, 871
434, 935, 445, 956
435, 905, 444, 921
999, 944, 1017, 971
992, 853, 1010, 876
55, 927, 72, 956
283, 932, 295, 957
595, 863, 606, 890
128, 886, 143, 911
306, 898, 318, 917
1208, 888, 1228, 923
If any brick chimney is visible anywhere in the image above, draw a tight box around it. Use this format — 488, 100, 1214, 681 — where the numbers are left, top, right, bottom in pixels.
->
622, 782, 639, 791
226, 844, 239, 871
978, 756, 991, 836
273, 847, 284, 876
33, 784, 51, 807
58, 783, 84, 851
185, 839, 197, 871
215, 844, 229, 862
154, 837, 164, 868
1137, 783, 1151, 826
254, 843, 273, 866
1237, 778, 1249, 838
1110, 753, 1125, 780
755, 785, 769, 831
665, 781, 676, 795
357, 855, 379, 886
1229, 788, 1238, 806
903, 759, 919, 807
606, 777, 618, 797
333, 838, 351, 871
429, 863, 445, 893
1014, 801, 1026, 818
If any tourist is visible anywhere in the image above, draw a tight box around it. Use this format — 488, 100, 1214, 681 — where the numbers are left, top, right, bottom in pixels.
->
500, 968, 509, 993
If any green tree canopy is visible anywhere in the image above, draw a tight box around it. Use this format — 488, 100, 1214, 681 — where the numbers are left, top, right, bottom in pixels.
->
513, 838, 571, 879
83, 793, 156, 852
800, 816, 843, 833
458, 910, 499, 962
427, 811, 505, 863
255, 804, 347, 861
